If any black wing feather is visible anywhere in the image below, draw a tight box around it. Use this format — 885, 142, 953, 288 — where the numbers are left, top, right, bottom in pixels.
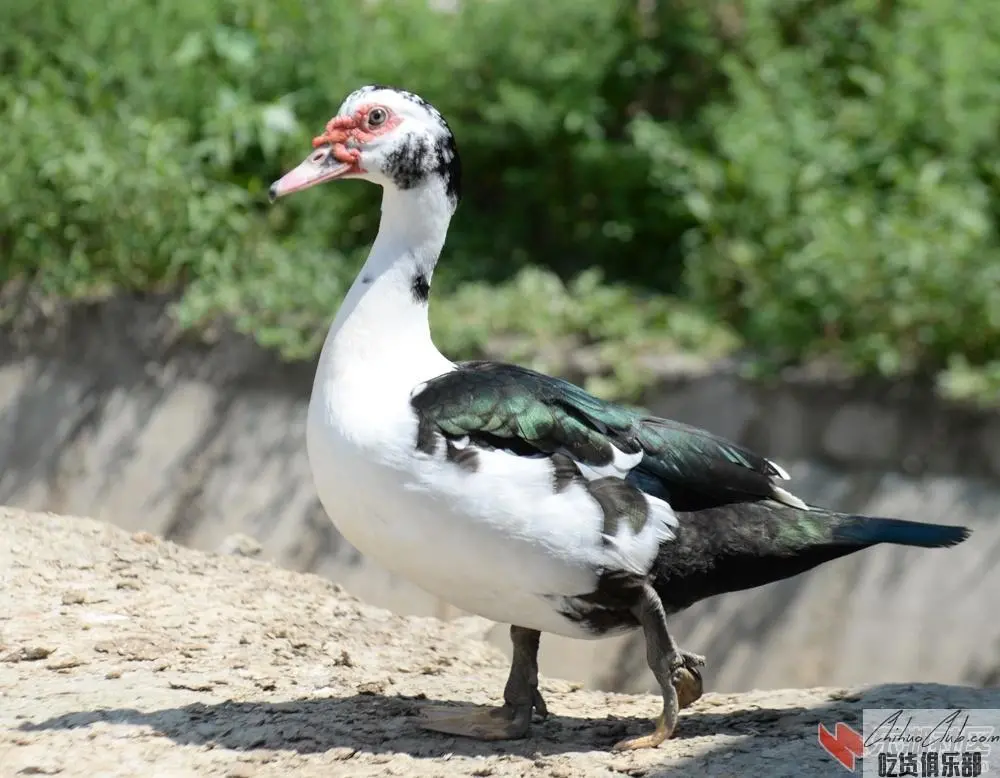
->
411, 361, 792, 510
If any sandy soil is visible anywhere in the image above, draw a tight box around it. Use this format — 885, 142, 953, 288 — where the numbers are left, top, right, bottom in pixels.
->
2, 507, 997, 778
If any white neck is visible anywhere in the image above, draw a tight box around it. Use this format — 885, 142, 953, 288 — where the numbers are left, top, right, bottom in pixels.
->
314, 177, 455, 392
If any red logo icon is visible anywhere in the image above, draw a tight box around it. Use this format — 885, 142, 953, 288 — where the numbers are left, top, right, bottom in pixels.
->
818, 722, 864, 771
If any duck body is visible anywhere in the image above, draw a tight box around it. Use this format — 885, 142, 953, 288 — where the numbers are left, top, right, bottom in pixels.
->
272, 84, 972, 750
308, 334, 970, 641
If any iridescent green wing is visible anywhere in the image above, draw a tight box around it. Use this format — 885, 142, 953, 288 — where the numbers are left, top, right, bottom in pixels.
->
411, 361, 792, 510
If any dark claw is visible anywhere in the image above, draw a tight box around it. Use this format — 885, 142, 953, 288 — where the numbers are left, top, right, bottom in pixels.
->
532, 686, 549, 719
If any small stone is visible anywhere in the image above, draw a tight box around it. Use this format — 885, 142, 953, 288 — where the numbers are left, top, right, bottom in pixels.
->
168, 678, 215, 692
2, 646, 55, 663
46, 655, 85, 670
333, 649, 353, 667
356, 680, 387, 695
106, 637, 160, 661
151, 659, 171, 672
328, 747, 356, 761
218, 534, 262, 558
61, 591, 86, 605
131, 531, 157, 544
105, 669, 122, 679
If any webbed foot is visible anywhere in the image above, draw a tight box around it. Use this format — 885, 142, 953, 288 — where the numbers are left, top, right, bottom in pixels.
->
418, 625, 546, 742
675, 650, 705, 710
418, 701, 534, 740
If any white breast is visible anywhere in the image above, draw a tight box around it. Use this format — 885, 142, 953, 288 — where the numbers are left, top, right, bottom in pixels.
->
307, 372, 617, 638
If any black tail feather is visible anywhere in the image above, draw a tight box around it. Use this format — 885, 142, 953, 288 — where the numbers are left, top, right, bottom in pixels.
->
654, 504, 971, 613
832, 516, 970, 549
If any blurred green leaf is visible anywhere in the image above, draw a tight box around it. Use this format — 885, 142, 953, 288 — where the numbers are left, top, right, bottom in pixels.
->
0, 0, 997, 401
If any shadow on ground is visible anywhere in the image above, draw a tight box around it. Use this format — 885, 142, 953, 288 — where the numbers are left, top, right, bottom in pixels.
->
24, 682, 993, 775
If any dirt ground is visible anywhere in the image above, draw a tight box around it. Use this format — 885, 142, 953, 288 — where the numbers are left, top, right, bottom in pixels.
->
2, 508, 998, 778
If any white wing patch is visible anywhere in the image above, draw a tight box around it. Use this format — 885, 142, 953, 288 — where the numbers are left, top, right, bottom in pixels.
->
768, 458, 791, 480
599, 493, 677, 576
575, 444, 643, 481
763, 459, 809, 509
772, 485, 809, 510
412, 427, 677, 585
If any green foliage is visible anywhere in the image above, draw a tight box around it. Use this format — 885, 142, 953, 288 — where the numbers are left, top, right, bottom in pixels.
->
431, 266, 738, 398
635, 0, 1000, 396
0, 0, 997, 402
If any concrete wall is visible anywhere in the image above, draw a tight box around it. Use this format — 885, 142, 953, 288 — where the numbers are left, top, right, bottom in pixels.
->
2, 296, 998, 693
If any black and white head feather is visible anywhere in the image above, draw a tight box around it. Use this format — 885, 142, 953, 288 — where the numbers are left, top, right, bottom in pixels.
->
336, 85, 462, 208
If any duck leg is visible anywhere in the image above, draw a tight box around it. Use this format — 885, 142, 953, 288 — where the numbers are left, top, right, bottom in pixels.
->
418, 625, 547, 740
613, 583, 699, 751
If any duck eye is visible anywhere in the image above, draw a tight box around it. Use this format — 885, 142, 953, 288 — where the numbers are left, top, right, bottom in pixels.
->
368, 107, 388, 127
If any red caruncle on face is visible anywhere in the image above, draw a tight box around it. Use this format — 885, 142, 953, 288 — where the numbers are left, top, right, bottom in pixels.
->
311, 104, 403, 167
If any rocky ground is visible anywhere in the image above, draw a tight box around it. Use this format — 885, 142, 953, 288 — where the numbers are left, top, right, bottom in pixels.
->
2, 507, 997, 778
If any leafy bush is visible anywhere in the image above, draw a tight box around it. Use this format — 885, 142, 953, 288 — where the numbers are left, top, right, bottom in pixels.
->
0, 0, 997, 401
0, 0, 722, 365
634, 0, 1000, 394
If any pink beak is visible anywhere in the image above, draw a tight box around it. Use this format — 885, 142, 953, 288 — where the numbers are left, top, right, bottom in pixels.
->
269, 147, 355, 201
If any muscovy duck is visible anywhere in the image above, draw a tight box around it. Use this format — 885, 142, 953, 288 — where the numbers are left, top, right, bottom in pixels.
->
269, 85, 971, 750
